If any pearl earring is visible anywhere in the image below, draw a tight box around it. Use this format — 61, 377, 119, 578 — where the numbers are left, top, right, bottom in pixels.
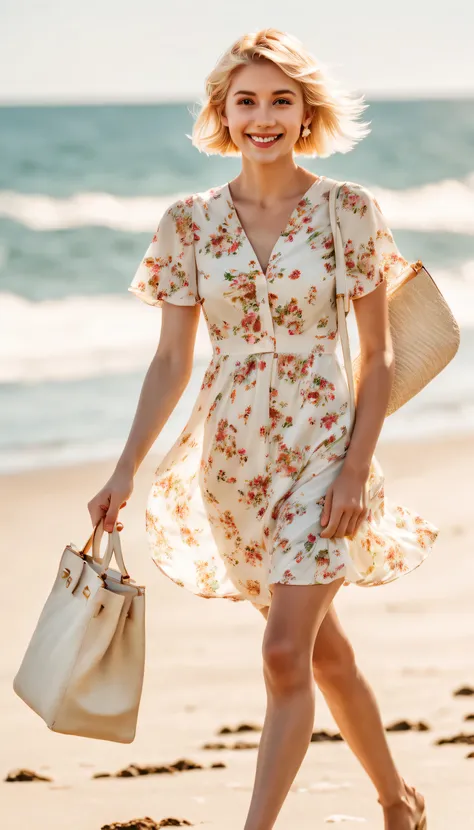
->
301, 125, 311, 138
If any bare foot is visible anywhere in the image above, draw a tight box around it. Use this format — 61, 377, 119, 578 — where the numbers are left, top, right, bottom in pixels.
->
380, 782, 426, 830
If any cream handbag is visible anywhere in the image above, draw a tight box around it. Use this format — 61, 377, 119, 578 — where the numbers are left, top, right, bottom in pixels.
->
328, 180, 460, 503
13, 518, 146, 743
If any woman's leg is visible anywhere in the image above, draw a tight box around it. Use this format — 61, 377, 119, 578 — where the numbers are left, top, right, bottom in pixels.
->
312, 604, 406, 800
312, 605, 425, 827
258, 602, 426, 829
243, 578, 344, 830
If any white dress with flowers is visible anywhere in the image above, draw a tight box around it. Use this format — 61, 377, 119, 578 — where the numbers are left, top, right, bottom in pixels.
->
128, 175, 439, 610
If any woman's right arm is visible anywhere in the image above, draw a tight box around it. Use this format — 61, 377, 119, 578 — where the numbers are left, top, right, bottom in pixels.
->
87, 300, 201, 532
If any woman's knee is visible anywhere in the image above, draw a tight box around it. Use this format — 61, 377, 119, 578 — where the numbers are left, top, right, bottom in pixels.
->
312, 632, 357, 688
262, 636, 311, 694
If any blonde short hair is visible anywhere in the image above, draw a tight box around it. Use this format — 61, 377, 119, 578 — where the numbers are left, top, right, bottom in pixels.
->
190, 28, 371, 158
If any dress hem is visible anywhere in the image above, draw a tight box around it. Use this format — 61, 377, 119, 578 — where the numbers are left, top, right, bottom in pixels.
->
148, 526, 438, 607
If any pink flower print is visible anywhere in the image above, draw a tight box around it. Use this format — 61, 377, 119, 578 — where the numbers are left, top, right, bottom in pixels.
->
344, 239, 356, 270
321, 412, 339, 430
244, 543, 264, 567
242, 311, 261, 333
289, 269, 301, 280
322, 563, 345, 580
211, 234, 224, 249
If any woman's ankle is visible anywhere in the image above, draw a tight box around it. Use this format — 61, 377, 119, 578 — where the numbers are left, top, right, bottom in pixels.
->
378, 780, 424, 814
377, 778, 411, 809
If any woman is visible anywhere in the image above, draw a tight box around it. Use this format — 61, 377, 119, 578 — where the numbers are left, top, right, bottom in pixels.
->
88, 28, 436, 830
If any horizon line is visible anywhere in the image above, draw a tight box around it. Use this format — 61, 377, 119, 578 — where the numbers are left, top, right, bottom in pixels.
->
0, 90, 473, 107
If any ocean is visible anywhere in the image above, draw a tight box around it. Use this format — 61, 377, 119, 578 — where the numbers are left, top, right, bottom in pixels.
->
1, 100, 473, 474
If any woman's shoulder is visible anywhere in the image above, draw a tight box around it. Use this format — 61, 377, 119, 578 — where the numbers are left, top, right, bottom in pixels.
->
193, 182, 229, 209
154, 183, 228, 246
162, 183, 228, 216
335, 179, 382, 217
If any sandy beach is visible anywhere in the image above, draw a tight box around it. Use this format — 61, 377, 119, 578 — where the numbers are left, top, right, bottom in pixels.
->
1, 433, 473, 830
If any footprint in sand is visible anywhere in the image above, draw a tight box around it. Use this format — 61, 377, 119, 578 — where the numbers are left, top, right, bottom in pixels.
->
202, 740, 260, 750
435, 733, 474, 746
217, 722, 262, 734
215, 724, 345, 744
101, 819, 192, 829
5, 768, 52, 783
93, 758, 225, 779
385, 720, 430, 732
310, 730, 343, 743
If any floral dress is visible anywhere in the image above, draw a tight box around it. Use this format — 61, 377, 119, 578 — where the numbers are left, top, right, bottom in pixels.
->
128, 175, 439, 610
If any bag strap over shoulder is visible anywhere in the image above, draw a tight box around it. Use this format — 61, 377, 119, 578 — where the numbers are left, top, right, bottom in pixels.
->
328, 181, 351, 315
328, 181, 356, 422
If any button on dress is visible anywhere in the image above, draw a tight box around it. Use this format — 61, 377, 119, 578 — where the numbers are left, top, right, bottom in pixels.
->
128, 175, 439, 610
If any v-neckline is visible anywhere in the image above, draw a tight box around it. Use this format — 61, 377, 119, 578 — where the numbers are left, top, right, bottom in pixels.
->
223, 176, 325, 278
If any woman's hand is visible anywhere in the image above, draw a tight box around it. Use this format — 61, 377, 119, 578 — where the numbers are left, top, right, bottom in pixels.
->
320, 466, 370, 540
87, 468, 134, 533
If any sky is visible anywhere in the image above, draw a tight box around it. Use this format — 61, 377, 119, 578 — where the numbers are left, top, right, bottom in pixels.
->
2, 0, 473, 104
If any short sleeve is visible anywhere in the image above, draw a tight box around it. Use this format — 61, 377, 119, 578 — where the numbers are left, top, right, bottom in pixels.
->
128, 195, 200, 307
337, 182, 409, 300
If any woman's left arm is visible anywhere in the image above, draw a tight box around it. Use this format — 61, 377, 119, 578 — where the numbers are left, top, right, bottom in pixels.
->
320, 181, 406, 541
341, 280, 394, 481
320, 283, 394, 540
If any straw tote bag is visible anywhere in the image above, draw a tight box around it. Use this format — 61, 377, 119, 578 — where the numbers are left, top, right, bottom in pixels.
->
328, 180, 460, 420
328, 180, 460, 502
13, 518, 146, 743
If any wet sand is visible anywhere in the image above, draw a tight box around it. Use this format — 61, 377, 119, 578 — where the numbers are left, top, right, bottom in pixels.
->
1, 434, 473, 829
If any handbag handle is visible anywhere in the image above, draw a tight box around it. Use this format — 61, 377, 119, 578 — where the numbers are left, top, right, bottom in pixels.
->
81, 518, 130, 579
328, 180, 370, 509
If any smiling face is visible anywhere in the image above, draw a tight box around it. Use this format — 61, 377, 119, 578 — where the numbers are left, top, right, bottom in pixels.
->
221, 59, 313, 163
